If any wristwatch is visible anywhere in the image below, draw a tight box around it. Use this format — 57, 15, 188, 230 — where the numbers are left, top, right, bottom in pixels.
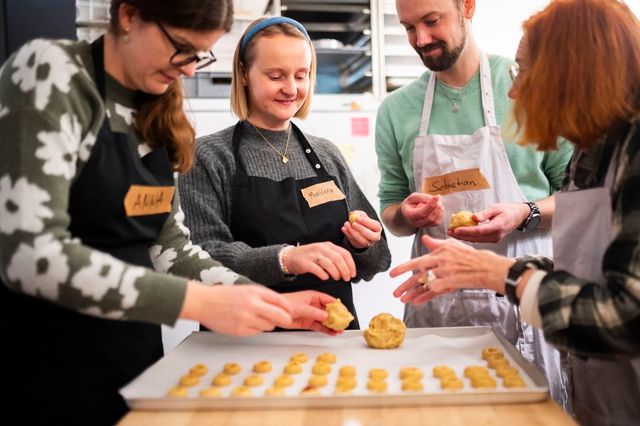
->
504, 260, 537, 305
517, 201, 541, 232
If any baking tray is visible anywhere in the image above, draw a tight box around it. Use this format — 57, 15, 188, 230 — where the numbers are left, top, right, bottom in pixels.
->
120, 326, 548, 410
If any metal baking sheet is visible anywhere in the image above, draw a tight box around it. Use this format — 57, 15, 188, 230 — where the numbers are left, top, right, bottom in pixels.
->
120, 326, 548, 410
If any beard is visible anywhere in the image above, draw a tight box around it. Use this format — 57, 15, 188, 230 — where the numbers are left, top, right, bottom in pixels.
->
416, 27, 467, 71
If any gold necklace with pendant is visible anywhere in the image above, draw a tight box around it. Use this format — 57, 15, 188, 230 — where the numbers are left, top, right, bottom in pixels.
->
252, 123, 292, 164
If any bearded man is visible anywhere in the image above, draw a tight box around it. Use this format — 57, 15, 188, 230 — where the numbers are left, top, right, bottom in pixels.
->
375, 0, 573, 411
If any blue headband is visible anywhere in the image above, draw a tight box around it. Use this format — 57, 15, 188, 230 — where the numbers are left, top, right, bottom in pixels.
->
240, 17, 309, 55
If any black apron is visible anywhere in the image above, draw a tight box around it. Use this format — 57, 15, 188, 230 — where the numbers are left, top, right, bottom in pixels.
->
0, 37, 172, 425
229, 121, 359, 329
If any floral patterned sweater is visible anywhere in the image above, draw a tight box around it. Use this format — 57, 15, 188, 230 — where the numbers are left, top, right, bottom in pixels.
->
0, 39, 249, 326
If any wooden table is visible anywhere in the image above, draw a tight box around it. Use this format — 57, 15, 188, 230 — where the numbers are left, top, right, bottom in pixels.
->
119, 400, 575, 425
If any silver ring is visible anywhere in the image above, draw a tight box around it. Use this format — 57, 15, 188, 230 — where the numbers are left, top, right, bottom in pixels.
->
417, 270, 436, 289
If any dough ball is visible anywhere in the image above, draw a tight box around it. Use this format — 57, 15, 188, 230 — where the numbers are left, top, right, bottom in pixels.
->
223, 362, 241, 375
339, 365, 356, 377
322, 299, 354, 331
481, 347, 503, 360
265, 386, 285, 396
348, 212, 361, 223
440, 377, 464, 390
316, 352, 337, 364
363, 313, 406, 349
252, 361, 272, 373
503, 375, 526, 388
283, 362, 302, 374
189, 363, 208, 377
199, 387, 221, 397
449, 211, 478, 229
167, 386, 188, 397
212, 373, 232, 387
290, 352, 309, 363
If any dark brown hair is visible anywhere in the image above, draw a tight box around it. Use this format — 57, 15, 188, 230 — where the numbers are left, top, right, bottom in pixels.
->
109, 0, 233, 172
514, 0, 640, 150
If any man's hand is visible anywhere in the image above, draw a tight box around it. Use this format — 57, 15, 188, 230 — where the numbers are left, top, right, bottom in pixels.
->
400, 193, 445, 228
448, 203, 530, 243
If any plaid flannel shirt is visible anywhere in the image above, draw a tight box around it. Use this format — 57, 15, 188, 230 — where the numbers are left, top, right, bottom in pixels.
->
532, 116, 640, 359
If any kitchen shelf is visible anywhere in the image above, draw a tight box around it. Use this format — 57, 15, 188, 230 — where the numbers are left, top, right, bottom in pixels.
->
276, 0, 374, 94
315, 46, 369, 68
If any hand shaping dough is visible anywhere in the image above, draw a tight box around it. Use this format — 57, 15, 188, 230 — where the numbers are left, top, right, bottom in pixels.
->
322, 299, 354, 331
363, 313, 406, 349
449, 211, 478, 229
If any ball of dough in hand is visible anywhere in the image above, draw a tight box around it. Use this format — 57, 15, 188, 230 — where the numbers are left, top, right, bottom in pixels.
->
348, 212, 361, 224
322, 299, 354, 331
449, 211, 478, 229
363, 313, 406, 349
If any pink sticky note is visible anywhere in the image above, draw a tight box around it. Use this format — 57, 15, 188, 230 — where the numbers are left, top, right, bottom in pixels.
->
351, 117, 369, 137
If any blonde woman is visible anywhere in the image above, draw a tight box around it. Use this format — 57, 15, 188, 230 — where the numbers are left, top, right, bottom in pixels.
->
180, 17, 391, 329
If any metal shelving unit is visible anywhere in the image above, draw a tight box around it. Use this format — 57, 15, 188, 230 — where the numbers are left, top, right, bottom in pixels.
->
272, 0, 374, 95
73, 0, 419, 98
377, 0, 424, 93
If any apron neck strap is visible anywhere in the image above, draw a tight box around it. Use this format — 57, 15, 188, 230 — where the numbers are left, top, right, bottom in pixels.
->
90, 36, 107, 100
419, 53, 497, 136
232, 121, 330, 177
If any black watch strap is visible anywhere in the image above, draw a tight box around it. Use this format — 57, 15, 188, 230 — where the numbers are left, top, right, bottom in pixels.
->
505, 260, 536, 305
517, 201, 541, 232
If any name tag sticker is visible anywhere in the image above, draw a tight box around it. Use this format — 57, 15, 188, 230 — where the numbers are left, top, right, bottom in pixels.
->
124, 185, 175, 217
301, 181, 346, 208
423, 168, 491, 196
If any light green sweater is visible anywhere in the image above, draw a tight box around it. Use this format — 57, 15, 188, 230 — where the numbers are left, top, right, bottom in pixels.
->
0, 39, 249, 326
376, 54, 573, 213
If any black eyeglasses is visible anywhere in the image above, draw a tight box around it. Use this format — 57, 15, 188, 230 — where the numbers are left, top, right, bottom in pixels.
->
155, 21, 217, 70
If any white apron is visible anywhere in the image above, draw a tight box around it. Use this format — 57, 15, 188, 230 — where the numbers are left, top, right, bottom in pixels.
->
553, 144, 640, 426
407, 54, 570, 409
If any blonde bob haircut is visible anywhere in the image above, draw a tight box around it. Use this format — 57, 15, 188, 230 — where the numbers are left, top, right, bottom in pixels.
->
513, 0, 640, 151
230, 17, 317, 121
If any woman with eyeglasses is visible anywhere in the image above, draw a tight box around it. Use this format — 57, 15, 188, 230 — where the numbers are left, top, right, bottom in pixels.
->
0, 1, 338, 424
391, 0, 640, 424
179, 17, 391, 330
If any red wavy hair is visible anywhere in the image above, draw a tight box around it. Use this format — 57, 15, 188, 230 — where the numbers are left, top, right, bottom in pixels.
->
513, 0, 640, 151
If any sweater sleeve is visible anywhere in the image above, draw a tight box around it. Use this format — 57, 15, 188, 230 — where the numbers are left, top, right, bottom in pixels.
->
178, 132, 289, 286
542, 138, 575, 191
149, 189, 254, 285
375, 99, 413, 213
0, 40, 187, 326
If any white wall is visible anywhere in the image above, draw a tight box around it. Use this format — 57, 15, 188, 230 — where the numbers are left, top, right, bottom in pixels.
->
474, 0, 640, 59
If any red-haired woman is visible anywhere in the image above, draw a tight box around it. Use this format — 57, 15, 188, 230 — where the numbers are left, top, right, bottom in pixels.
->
390, 1, 640, 424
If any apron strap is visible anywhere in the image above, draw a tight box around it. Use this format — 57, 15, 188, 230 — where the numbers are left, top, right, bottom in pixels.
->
232, 121, 249, 178
291, 122, 330, 177
90, 36, 106, 100
419, 52, 498, 136
479, 53, 498, 128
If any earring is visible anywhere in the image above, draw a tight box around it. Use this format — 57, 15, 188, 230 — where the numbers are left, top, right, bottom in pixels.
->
123, 28, 130, 43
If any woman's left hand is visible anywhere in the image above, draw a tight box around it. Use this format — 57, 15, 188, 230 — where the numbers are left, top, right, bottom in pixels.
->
342, 210, 382, 249
389, 235, 514, 306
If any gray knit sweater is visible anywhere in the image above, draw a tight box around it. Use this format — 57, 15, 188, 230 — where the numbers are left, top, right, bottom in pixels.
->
178, 121, 391, 286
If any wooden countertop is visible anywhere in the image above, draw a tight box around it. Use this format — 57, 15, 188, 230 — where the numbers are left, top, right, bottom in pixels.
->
119, 400, 575, 425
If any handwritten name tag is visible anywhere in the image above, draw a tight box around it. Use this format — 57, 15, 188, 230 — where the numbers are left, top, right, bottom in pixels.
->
124, 185, 175, 217
301, 181, 346, 208
423, 168, 490, 196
